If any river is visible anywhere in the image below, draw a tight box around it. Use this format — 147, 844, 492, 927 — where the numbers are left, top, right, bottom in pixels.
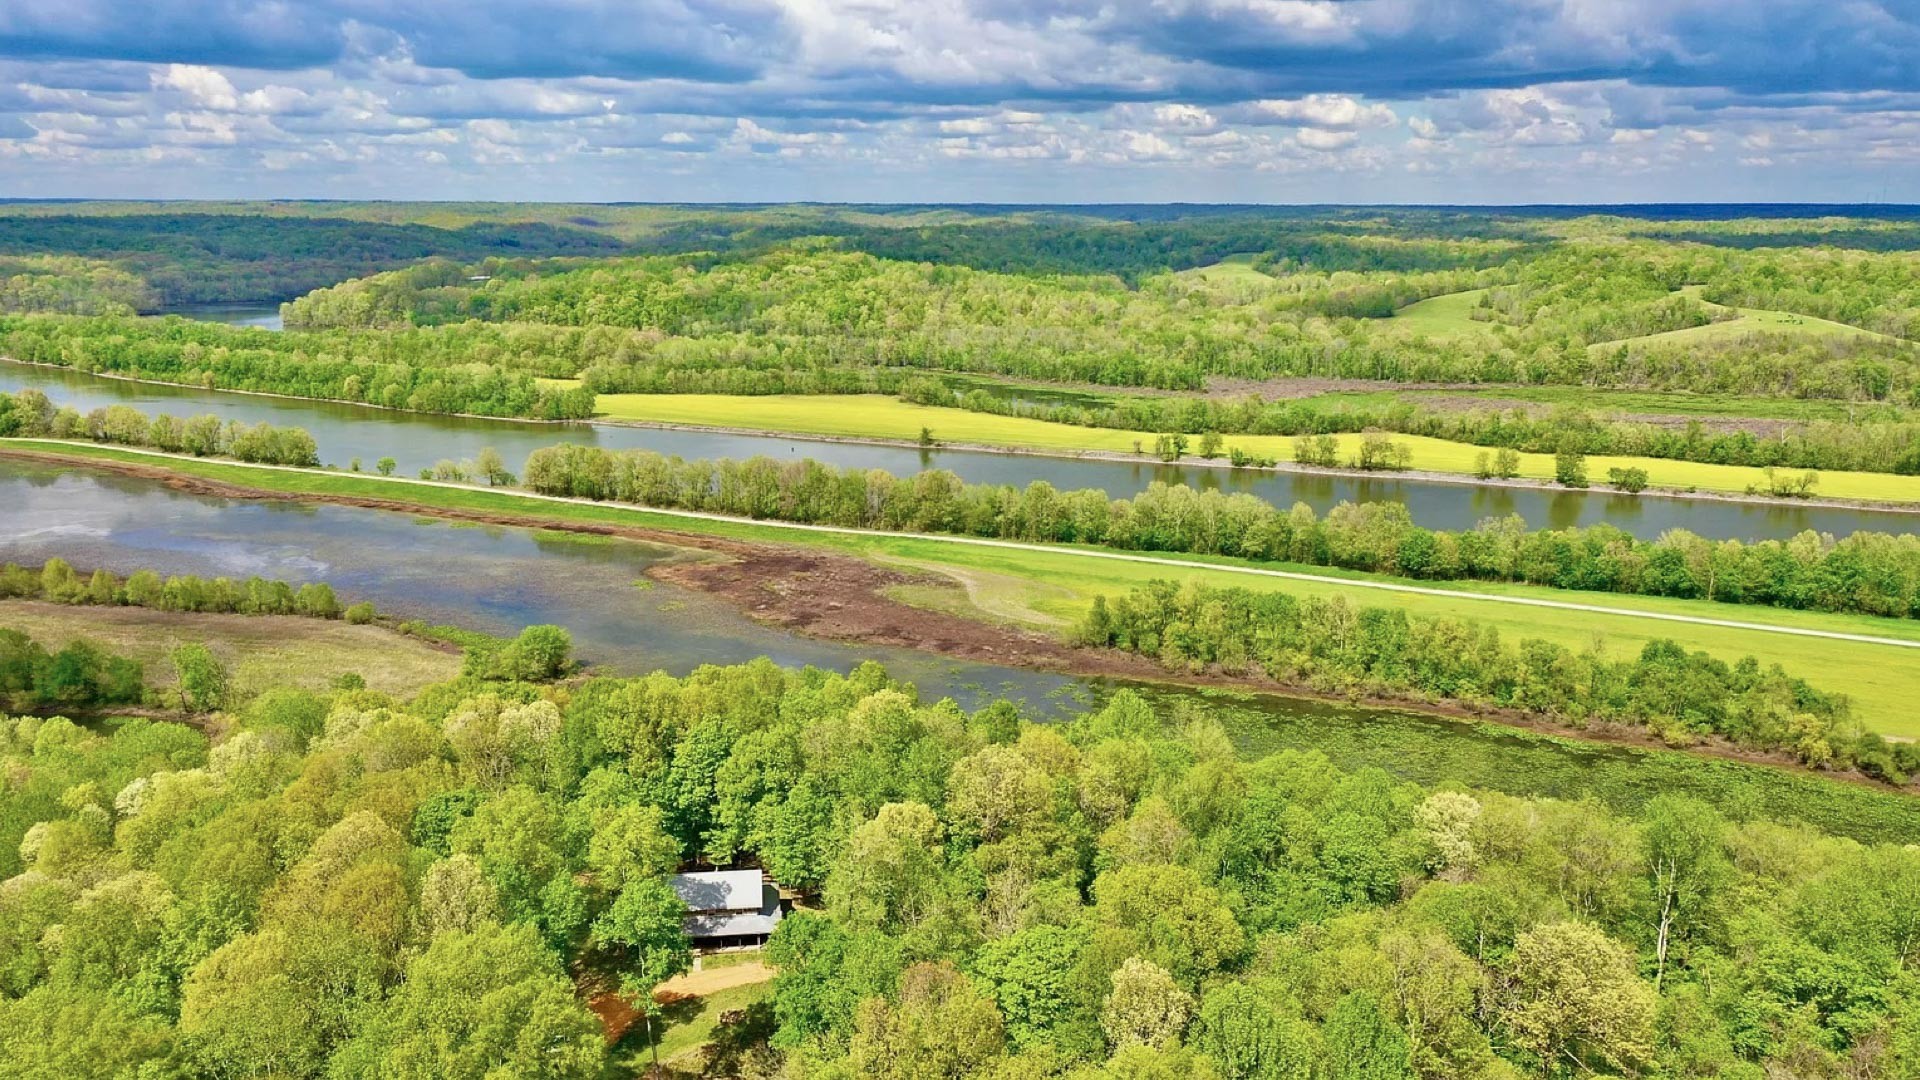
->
3, 358, 1908, 542
5, 455, 1918, 843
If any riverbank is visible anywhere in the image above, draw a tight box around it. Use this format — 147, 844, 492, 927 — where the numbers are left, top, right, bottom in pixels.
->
590, 410, 1920, 518
15, 356, 1919, 514
584, 390, 1920, 509
8, 440, 1920, 781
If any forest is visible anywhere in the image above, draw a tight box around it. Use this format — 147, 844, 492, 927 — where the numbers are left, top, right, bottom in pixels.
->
279, 239, 1920, 402
0, 212, 627, 305
5, 649, 1920, 1078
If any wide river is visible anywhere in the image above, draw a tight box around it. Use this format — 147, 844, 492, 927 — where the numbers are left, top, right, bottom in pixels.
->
4, 455, 1917, 842
3, 356, 1912, 542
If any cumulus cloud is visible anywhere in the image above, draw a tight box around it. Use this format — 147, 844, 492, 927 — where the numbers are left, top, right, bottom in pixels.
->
0, 0, 1915, 199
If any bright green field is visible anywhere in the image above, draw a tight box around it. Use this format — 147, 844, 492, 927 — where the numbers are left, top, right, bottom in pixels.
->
11, 440, 1920, 737
1389, 288, 1492, 336
1173, 252, 1274, 287
587, 392, 1920, 505
1593, 286, 1897, 351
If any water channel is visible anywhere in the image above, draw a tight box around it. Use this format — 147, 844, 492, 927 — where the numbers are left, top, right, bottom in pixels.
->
4, 357, 1912, 542
4, 456, 1918, 843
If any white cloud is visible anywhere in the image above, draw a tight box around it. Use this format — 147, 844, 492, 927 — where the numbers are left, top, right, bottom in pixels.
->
152, 64, 237, 110
1294, 126, 1357, 149
1246, 94, 1394, 129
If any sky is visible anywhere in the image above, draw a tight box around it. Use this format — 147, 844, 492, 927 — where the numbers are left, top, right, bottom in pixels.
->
1, 0, 1918, 204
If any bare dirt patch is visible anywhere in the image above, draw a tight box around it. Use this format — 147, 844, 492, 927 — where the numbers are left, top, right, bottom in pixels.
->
654, 962, 775, 1002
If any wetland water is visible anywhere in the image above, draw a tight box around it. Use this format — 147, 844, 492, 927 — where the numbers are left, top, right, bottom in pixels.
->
3, 358, 1910, 542
4, 456, 1919, 842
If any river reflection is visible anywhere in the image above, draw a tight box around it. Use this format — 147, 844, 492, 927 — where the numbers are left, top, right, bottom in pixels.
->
2, 358, 1913, 542
0, 459, 1083, 717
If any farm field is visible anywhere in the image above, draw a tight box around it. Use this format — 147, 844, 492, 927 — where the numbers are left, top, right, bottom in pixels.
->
585, 391, 1920, 504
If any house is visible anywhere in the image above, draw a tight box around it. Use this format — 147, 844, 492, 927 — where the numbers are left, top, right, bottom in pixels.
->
669, 870, 785, 950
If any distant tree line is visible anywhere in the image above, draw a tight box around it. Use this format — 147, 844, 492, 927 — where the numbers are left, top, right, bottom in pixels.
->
0, 558, 363, 623
0, 213, 626, 304
278, 242, 1920, 402
0, 389, 321, 466
1081, 580, 1915, 780
0, 255, 156, 316
521, 445, 1920, 618
0, 317, 595, 420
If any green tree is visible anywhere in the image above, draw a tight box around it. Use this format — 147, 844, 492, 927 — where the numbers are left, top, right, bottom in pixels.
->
1502, 921, 1655, 1075
1324, 991, 1412, 1080
475, 446, 514, 486
375, 456, 396, 476
329, 922, 605, 1079
590, 876, 692, 1072
1553, 442, 1588, 488
1195, 983, 1316, 1079
170, 643, 227, 712
1102, 957, 1192, 1050
848, 961, 1007, 1079
1640, 795, 1729, 988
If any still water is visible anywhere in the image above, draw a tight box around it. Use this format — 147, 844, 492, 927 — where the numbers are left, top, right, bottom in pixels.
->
158, 303, 284, 331
3, 359, 1908, 543
0, 458, 1078, 716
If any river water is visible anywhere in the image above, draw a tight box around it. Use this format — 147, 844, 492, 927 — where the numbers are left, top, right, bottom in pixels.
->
4, 456, 1918, 843
3, 358, 1909, 542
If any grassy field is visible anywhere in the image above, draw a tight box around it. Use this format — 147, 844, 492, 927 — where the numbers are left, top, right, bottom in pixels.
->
11, 441, 1920, 736
623, 982, 773, 1073
586, 391, 1920, 505
1172, 252, 1274, 287
1389, 288, 1493, 336
0, 600, 461, 697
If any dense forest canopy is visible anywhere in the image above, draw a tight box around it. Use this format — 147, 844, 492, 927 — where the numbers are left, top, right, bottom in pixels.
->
0, 213, 627, 305
6, 650, 1920, 1078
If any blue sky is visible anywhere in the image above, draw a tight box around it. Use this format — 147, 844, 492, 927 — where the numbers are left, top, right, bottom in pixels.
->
1, 0, 1917, 203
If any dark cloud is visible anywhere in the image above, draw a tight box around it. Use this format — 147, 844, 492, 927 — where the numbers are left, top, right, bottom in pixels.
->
1100, 0, 1920, 99
1, 0, 786, 83
0, 2, 345, 69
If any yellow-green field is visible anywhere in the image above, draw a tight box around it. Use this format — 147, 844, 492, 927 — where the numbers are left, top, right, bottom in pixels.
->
1172, 252, 1274, 287
1389, 288, 1493, 336
586, 391, 1920, 505
1, 600, 461, 698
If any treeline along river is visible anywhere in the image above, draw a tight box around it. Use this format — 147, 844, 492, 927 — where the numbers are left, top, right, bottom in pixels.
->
3, 358, 1912, 542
